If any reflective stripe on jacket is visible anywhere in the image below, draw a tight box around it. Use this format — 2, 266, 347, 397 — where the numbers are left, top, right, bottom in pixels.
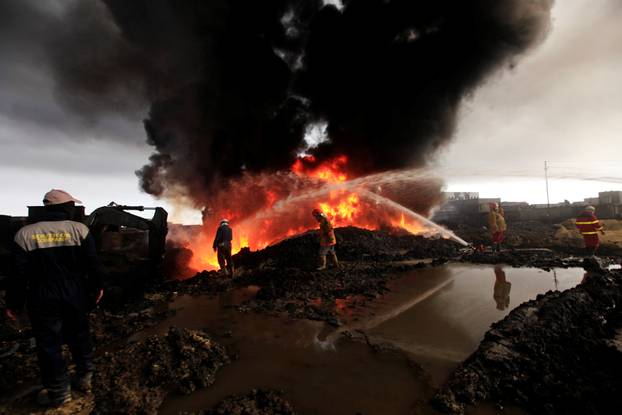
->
9, 218, 103, 310
575, 211, 603, 236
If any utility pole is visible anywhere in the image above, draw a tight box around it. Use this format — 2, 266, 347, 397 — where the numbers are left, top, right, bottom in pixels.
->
544, 160, 550, 209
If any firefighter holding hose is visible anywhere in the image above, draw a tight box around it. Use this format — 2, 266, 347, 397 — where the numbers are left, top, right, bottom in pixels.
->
312, 209, 339, 270
575, 206, 605, 256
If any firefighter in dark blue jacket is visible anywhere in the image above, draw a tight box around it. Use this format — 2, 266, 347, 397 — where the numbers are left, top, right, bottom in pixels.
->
3, 189, 104, 407
212, 218, 234, 276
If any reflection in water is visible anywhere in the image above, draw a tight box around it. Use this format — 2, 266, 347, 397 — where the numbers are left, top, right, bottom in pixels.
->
361, 264, 584, 385
493, 265, 512, 310
315, 267, 455, 349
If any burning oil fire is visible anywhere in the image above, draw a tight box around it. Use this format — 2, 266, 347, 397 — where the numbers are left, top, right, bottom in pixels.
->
181, 155, 437, 272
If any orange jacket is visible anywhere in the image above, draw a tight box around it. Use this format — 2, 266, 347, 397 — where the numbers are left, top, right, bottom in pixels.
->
319, 216, 336, 246
575, 211, 603, 236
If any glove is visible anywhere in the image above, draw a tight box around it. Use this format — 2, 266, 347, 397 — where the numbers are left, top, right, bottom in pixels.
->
95, 289, 104, 304
4, 308, 17, 321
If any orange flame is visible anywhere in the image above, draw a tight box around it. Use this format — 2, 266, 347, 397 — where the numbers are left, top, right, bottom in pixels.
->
292, 155, 349, 183
179, 154, 432, 274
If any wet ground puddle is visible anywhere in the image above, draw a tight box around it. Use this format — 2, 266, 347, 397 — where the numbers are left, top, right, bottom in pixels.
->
136, 263, 584, 414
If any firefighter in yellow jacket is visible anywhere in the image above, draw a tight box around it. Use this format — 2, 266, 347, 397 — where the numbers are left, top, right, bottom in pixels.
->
488, 203, 507, 252
312, 209, 339, 270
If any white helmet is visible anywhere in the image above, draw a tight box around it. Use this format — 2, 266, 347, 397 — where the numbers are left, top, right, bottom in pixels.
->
585, 206, 596, 212
220, 218, 229, 224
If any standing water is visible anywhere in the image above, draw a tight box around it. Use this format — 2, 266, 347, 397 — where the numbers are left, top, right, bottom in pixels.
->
136, 263, 584, 414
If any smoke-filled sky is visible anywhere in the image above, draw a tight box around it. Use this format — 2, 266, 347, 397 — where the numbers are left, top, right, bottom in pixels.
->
1, 0, 621, 223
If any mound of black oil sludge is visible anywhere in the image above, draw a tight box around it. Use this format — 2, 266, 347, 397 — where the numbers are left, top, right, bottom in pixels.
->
432, 269, 622, 415
234, 226, 461, 270
93, 327, 229, 415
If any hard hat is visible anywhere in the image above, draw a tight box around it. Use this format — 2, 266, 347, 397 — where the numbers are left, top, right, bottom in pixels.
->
312, 208, 323, 217
220, 218, 229, 224
43, 189, 82, 206
488, 202, 498, 209
585, 206, 596, 212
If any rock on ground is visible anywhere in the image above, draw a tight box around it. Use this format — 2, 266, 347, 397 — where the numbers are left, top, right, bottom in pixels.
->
432, 269, 622, 415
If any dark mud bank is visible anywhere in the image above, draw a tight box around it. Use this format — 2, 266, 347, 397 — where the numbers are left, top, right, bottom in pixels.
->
94, 327, 229, 414
433, 267, 622, 415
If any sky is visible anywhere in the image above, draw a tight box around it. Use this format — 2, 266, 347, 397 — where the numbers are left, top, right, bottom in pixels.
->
0, 0, 620, 223
436, 0, 622, 203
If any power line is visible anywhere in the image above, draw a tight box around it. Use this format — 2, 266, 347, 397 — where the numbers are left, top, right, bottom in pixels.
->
545, 160, 622, 165
544, 160, 550, 208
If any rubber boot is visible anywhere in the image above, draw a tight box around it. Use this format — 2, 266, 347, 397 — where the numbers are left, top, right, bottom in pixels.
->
316, 256, 327, 271
329, 252, 339, 268
71, 371, 93, 393
37, 384, 71, 407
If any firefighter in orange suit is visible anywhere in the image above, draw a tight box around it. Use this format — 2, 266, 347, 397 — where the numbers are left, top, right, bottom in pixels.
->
312, 209, 339, 270
575, 206, 605, 256
488, 203, 507, 253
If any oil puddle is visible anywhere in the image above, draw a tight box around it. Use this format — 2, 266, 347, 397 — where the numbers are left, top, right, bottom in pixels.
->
136, 263, 584, 414
323, 263, 584, 384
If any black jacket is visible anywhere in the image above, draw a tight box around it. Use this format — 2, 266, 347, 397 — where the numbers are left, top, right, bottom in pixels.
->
7, 210, 104, 311
212, 223, 233, 250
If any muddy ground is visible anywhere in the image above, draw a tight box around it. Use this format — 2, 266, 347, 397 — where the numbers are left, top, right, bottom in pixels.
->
1, 223, 621, 414
93, 327, 229, 415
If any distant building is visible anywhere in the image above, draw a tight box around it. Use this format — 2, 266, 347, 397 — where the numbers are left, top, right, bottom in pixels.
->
434, 193, 499, 225
597, 191, 622, 219
444, 192, 479, 201
599, 191, 622, 205
583, 197, 599, 206
434, 190, 622, 224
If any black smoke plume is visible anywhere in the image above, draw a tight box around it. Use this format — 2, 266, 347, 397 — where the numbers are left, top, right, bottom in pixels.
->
4, 0, 554, 209
122, 0, 553, 205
